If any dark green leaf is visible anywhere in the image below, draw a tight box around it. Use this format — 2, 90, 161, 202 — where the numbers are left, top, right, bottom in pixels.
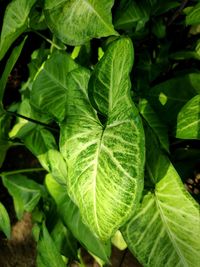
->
148, 73, 200, 126
139, 98, 169, 152
186, 2, 200, 25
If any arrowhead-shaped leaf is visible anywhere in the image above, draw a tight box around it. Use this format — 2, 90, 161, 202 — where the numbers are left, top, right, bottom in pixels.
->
176, 95, 200, 139
0, 0, 35, 60
60, 38, 145, 240
44, 0, 118, 45
122, 127, 200, 267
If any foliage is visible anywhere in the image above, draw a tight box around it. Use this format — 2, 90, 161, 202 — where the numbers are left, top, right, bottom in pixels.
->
0, 0, 200, 266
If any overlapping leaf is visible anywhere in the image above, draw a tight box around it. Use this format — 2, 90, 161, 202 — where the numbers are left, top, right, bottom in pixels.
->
60, 38, 145, 240
2, 174, 43, 219
0, 202, 11, 239
31, 51, 78, 122
176, 95, 200, 139
139, 98, 169, 152
0, 0, 35, 60
45, 174, 111, 262
122, 128, 200, 267
44, 0, 118, 45
148, 73, 200, 126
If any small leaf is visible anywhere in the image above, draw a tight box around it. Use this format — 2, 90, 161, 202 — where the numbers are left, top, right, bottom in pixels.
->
139, 98, 169, 152
37, 223, 66, 267
44, 0, 118, 45
0, 0, 36, 60
9, 99, 67, 185
51, 220, 77, 259
0, 37, 26, 104
148, 73, 200, 126
186, 2, 200, 25
31, 51, 78, 122
176, 95, 200, 139
2, 174, 42, 219
45, 174, 111, 263
114, 0, 150, 30
0, 202, 11, 239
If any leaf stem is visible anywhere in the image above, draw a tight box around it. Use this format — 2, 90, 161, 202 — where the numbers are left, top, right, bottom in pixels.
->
6, 110, 59, 133
33, 30, 66, 50
0, 168, 45, 177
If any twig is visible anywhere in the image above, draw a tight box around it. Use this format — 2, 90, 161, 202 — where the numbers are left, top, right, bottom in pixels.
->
167, 0, 189, 26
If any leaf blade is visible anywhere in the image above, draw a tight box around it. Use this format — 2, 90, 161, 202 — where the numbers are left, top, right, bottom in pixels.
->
44, 0, 118, 45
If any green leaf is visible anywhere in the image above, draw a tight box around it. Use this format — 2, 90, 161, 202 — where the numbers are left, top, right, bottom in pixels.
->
60, 38, 145, 240
0, 0, 36, 60
31, 51, 78, 122
148, 73, 200, 126
114, 0, 150, 30
44, 0, 118, 45
2, 174, 42, 219
139, 98, 169, 152
122, 128, 200, 267
37, 223, 66, 267
0, 114, 11, 167
176, 95, 200, 139
45, 174, 111, 262
9, 99, 67, 185
51, 220, 77, 259
0, 37, 26, 105
186, 2, 200, 25
0, 202, 11, 239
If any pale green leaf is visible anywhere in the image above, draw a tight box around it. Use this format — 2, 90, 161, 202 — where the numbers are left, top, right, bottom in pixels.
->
122, 128, 200, 267
60, 38, 145, 240
176, 95, 200, 139
44, 0, 118, 45
2, 174, 42, 219
0, 0, 36, 60
0, 202, 11, 239
139, 98, 169, 152
37, 223, 66, 267
186, 2, 200, 25
31, 51, 78, 122
45, 174, 111, 262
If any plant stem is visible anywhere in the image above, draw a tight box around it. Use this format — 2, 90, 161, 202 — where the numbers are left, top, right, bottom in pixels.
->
6, 110, 59, 132
0, 168, 45, 177
34, 30, 66, 50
